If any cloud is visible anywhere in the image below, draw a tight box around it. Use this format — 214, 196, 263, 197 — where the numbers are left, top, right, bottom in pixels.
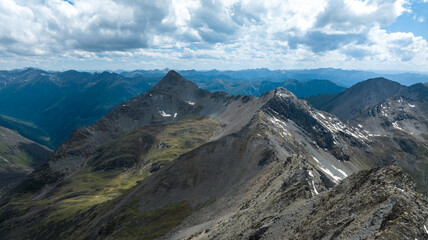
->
0, 0, 426, 71
315, 0, 409, 32
287, 31, 367, 53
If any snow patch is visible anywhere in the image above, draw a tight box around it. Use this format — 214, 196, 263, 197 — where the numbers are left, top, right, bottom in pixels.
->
312, 157, 344, 183
159, 111, 172, 117
186, 101, 196, 105
269, 116, 291, 138
276, 91, 294, 98
358, 124, 363, 128
308, 170, 314, 177
174, 113, 177, 118
408, 103, 415, 108
311, 111, 369, 141
331, 165, 348, 178
392, 122, 404, 131
424, 225, 428, 234
312, 180, 319, 195
317, 112, 326, 119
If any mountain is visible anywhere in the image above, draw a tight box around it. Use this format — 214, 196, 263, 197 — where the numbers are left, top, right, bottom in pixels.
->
0, 68, 153, 148
307, 77, 428, 192
121, 68, 428, 87
195, 78, 346, 97
0, 71, 427, 239
0, 126, 51, 195
350, 94, 428, 193
0, 114, 51, 147
0, 68, 345, 149
284, 68, 428, 87
306, 77, 427, 121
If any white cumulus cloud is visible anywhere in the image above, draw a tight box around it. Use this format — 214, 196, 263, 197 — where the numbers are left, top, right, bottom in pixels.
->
0, 0, 426, 71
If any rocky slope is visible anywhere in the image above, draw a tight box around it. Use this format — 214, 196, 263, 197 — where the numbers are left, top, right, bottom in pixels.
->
0, 126, 51, 195
306, 77, 427, 121
350, 95, 428, 193
0, 71, 427, 239
307, 77, 428, 193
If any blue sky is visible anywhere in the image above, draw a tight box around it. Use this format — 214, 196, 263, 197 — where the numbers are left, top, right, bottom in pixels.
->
387, 1, 428, 40
0, 0, 427, 71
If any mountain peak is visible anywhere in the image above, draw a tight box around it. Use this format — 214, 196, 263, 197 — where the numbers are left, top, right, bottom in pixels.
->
274, 87, 296, 99
164, 69, 181, 78
153, 70, 196, 88
147, 70, 204, 100
359, 77, 402, 87
160, 70, 185, 83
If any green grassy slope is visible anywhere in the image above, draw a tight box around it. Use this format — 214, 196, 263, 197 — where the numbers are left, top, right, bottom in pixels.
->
0, 117, 218, 239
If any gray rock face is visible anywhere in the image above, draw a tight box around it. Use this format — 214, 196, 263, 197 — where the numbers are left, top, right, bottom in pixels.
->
351, 95, 428, 193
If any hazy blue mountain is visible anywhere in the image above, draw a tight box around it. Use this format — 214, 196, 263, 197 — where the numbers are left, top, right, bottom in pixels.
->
0, 68, 152, 147
121, 68, 428, 87
0, 115, 51, 147
121, 69, 347, 97
196, 78, 346, 97
285, 68, 428, 87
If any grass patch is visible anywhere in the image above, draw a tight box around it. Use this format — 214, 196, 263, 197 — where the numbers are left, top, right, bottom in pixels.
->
111, 201, 193, 240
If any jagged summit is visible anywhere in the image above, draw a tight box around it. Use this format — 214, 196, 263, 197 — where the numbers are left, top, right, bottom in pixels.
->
274, 87, 297, 99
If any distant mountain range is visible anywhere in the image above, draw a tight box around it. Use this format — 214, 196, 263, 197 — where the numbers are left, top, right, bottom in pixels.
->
121, 68, 428, 87
0, 68, 153, 147
0, 68, 348, 148
194, 78, 346, 97
1, 71, 427, 239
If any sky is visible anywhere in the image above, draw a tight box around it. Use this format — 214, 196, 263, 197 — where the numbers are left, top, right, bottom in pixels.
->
0, 0, 427, 71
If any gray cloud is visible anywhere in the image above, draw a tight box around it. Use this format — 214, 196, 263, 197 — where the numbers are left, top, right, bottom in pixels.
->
189, 0, 240, 43
288, 31, 367, 53
341, 47, 373, 60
